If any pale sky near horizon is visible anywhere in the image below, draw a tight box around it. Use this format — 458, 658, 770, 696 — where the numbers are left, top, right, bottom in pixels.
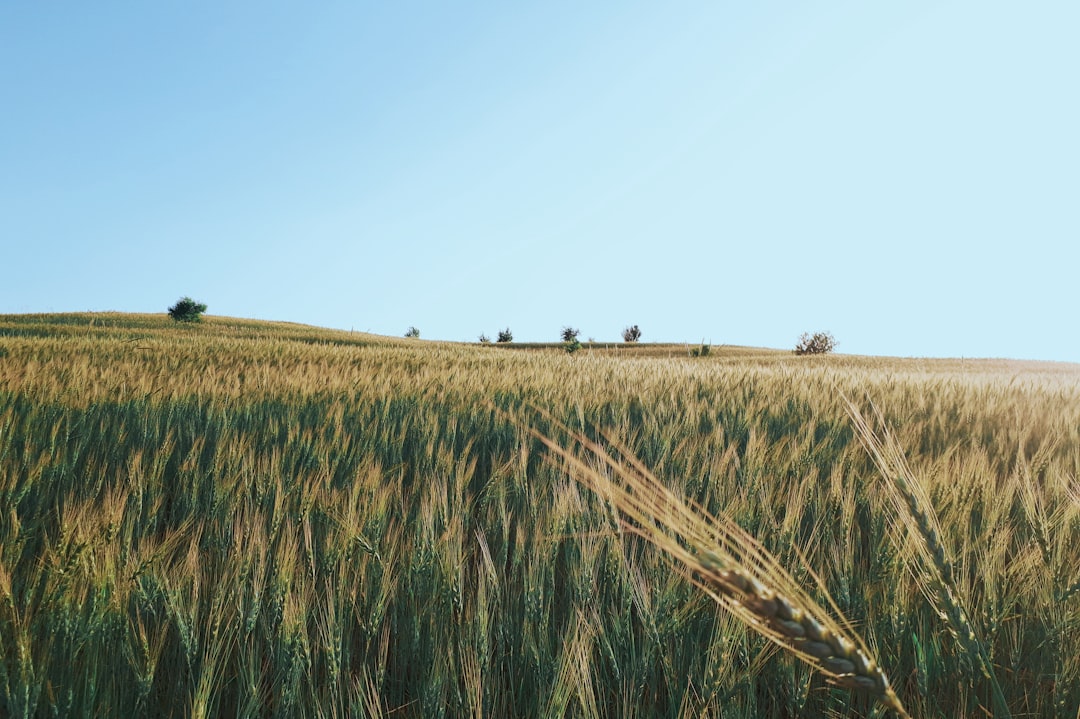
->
2, 2, 1078, 362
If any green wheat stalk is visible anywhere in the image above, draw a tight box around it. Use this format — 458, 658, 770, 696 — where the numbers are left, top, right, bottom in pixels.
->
846, 398, 1012, 719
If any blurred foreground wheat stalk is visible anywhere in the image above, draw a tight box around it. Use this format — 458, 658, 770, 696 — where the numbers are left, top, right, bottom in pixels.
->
529, 418, 912, 718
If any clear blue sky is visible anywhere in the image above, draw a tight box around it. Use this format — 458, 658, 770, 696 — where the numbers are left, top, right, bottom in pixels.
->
2, 2, 1077, 361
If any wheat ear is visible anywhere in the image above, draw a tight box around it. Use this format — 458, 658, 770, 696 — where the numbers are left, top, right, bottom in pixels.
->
528, 420, 911, 719
845, 399, 1011, 719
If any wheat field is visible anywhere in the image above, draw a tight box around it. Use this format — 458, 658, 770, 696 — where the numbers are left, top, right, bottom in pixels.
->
1, 312, 1078, 718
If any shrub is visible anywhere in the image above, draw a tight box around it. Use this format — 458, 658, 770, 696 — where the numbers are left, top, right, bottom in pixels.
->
168, 297, 207, 323
561, 327, 580, 343
622, 325, 641, 343
497, 328, 513, 343
690, 340, 711, 357
405, 327, 420, 339
794, 331, 837, 355
478, 334, 491, 344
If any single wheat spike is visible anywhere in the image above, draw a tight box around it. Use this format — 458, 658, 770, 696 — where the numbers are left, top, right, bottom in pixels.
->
527, 420, 911, 718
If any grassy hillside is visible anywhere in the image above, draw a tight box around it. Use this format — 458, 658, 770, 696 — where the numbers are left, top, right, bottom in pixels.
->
1, 313, 1078, 718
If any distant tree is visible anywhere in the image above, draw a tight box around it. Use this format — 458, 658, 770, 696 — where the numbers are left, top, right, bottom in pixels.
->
794, 331, 837, 355
690, 340, 711, 357
478, 333, 491, 344
405, 326, 420, 338
622, 325, 642, 343
168, 297, 207, 323
497, 328, 513, 343
562, 327, 582, 354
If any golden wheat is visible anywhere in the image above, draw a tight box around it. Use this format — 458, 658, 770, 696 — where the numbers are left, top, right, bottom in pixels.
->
528, 419, 911, 718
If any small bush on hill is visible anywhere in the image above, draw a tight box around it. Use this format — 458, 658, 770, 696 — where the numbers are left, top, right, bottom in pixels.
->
168, 297, 207, 323
497, 328, 513, 343
622, 325, 642, 343
690, 340, 711, 357
405, 326, 420, 338
562, 327, 582, 354
794, 331, 837, 355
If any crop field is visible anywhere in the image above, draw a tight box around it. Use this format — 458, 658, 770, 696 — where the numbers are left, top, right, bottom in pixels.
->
1, 313, 1078, 718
